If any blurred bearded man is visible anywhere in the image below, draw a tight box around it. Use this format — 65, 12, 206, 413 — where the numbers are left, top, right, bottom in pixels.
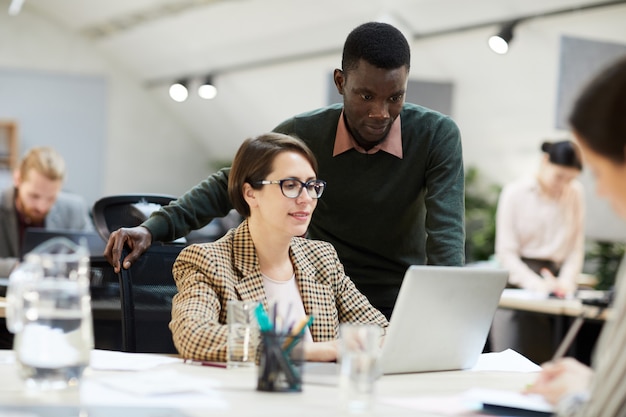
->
0, 146, 93, 277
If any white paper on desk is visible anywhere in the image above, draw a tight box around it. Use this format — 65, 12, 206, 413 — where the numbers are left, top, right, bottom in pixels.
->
0, 351, 15, 364
501, 288, 549, 300
90, 368, 219, 395
381, 395, 481, 415
90, 349, 182, 371
471, 349, 542, 372
82, 369, 227, 409
463, 388, 554, 413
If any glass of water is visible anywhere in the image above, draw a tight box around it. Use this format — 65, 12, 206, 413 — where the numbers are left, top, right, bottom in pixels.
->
226, 300, 260, 368
338, 323, 382, 413
15, 279, 92, 389
7, 237, 93, 390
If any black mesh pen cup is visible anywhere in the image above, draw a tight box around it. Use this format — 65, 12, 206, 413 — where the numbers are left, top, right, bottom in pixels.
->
257, 331, 304, 392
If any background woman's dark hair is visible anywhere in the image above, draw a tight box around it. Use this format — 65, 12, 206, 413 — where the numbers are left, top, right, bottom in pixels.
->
569, 55, 626, 164
228, 133, 318, 217
541, 140, 583, 170
342, 22, 410, 73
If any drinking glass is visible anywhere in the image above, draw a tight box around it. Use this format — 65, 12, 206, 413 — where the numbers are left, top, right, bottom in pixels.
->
7, 237, 93, 390
226, 300, 260, 368
338, 323, 382, 413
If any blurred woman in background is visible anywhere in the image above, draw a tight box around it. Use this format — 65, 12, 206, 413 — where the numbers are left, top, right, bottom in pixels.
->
492, 139, 584, 364
496, 140, 585, 297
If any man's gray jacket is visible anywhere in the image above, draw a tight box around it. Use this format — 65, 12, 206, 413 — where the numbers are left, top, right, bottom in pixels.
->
0, 187, 93, 276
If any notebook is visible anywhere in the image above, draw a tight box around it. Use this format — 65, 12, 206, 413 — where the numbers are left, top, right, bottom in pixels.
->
304, 265, 508, 383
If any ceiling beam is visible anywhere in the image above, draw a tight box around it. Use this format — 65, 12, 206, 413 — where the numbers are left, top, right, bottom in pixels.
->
145, 0, 626, 87
80, 0, 224, 39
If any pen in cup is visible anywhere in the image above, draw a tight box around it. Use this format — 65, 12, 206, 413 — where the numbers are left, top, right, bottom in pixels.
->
282, 315, 313, 351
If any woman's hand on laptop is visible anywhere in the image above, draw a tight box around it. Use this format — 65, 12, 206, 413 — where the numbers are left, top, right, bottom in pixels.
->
304, 341, 338, 362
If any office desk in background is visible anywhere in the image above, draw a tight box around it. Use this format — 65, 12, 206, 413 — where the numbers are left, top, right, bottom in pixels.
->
0, 350, 539, 417
498, 289, 610, 319
0, 257, 122, 317
497, 289, 608, 364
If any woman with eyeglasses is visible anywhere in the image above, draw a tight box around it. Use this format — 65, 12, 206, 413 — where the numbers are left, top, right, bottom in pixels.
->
170, 132, 388, 362
525, 56, 626, 416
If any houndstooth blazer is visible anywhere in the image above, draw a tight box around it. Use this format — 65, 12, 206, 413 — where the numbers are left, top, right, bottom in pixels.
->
169, 219, 388, 362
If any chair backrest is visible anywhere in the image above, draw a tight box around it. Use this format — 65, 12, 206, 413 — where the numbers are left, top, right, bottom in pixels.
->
91, 194, 239, 353
119, 243, 185, 353
91, 194, 177, 241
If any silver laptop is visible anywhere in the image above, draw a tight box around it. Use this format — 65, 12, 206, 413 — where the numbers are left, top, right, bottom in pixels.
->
379, 265, 508, 374
304, 265, 508, 383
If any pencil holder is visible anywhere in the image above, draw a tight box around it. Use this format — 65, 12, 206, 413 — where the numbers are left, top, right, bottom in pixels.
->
256, 331, 304, 393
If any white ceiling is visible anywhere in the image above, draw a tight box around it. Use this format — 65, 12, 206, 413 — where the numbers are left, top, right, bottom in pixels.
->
19, 0, 624, 85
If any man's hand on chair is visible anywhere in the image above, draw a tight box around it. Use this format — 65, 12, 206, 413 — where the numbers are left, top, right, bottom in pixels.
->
105, 226, 153, 273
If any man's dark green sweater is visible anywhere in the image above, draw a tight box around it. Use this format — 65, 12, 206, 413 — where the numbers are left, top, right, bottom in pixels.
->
144, 103, 465, 311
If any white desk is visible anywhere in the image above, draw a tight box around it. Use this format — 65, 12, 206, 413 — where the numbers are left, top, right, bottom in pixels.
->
498, 289, 608, 320
496, 289, 608, 364
0, 350, 537, 417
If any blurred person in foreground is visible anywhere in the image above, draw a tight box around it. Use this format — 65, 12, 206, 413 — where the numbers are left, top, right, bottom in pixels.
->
526, 55, 626, 416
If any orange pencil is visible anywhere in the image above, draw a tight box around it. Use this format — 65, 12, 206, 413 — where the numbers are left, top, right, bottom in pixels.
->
282, 315, 312, 350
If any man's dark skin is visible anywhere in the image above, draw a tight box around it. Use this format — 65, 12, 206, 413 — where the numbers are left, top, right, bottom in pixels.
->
105, 59, 410, 272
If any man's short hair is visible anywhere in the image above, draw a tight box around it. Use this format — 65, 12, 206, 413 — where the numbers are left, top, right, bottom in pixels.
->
19, 147, 66, 182
342, 22, 411, 73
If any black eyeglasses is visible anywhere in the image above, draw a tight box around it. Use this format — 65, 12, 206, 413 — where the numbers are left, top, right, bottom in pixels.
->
255, 178, 326, 199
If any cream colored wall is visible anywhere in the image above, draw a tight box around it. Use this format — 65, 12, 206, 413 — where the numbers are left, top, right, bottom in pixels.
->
1, 5, 625, 225
181, 6, 626, 187
0, 7, 211, 202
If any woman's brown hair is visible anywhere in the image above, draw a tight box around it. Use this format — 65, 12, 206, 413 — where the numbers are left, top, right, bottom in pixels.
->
228, 133, 318, 217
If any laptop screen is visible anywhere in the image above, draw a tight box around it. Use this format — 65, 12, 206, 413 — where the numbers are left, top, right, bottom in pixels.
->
21, 228, 107, 260
379, 265, 509, 374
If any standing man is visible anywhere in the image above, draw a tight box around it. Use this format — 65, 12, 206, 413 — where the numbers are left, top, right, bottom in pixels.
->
105, 22, 465, 318
0, 146, 94, 277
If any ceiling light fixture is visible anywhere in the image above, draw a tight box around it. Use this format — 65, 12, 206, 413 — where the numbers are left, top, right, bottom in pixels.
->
197, 76, 217, 100
169, 79, 188, 102
488, 20, 518, 55
146, 1, 626, 90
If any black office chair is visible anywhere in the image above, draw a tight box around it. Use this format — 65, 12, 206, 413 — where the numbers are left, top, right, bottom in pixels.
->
91, 194, 177, 242
118, 243, 184, 353
91, 194, 184, 353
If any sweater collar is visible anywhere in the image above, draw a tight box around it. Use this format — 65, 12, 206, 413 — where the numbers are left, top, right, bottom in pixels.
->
332, 110, 403, 158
